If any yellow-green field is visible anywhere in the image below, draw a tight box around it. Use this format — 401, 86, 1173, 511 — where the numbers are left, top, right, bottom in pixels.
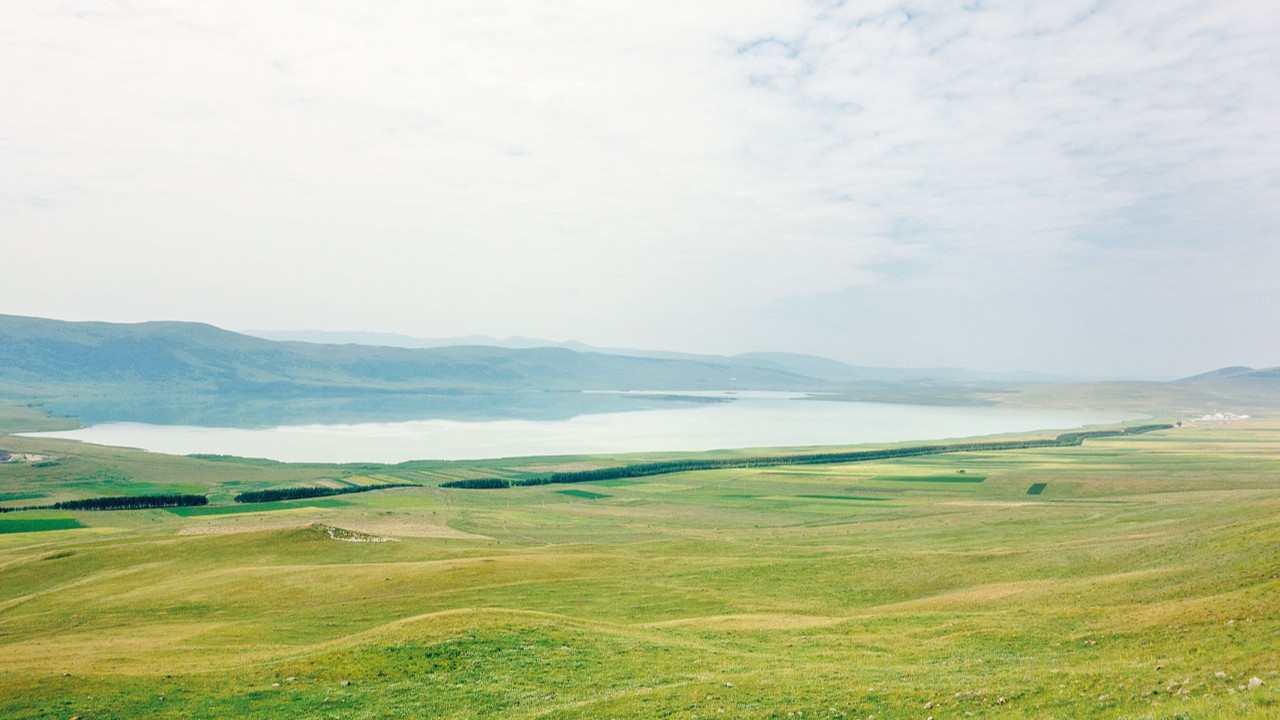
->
1, 421, 1278, 718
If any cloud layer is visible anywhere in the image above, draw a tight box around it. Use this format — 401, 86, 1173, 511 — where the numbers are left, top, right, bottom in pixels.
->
3, 1, 1277, 376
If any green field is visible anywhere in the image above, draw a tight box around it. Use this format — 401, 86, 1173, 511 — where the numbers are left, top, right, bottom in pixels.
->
0, 514, 84, 534
1, 421, 1278, 718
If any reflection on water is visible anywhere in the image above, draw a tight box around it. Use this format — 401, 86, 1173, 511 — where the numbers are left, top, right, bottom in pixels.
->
30, 392, 1139, 463
44, 390, 704, 428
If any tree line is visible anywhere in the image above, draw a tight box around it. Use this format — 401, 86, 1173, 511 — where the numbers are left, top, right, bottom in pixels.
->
233, 483, 418, 504
0, 481, 425, 513
440, 424, 1174, 490
1, 494, 209, 512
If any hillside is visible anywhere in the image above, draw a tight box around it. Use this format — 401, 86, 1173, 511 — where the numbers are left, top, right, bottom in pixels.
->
0, 314, 832, 396
1175, 365, 1256, 382
1000, 365, 1280, 416
248, 329, 1068, 384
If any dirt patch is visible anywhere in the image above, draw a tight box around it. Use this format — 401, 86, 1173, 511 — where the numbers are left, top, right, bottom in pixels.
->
332, 516, 491, 540
0, 451, 51, 463
177, 513, 490, 540
322, 524, 397, 542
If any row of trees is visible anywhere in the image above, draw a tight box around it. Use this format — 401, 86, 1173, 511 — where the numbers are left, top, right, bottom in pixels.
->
1054, 424, 1172, 445
233, 483, 418, 504
436, 478, 511, 489
6, 494, 211, 511
440, 425, 1174, 490
2, 477, 437, 512
1, 481, 429, 512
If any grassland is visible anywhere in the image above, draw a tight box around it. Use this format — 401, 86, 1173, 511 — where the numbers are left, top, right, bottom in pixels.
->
1, 420, 1278, 718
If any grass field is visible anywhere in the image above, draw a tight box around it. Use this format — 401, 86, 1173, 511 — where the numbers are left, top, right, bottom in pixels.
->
1, 420, 1278, 718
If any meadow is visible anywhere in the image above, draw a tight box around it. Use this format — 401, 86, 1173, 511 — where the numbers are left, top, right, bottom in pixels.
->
0, 418, 1277, 718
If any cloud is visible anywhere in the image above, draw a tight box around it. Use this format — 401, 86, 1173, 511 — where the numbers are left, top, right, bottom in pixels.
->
1, 0, 1276, 374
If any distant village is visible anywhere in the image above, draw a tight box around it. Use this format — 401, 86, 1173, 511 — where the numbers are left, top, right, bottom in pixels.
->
1192, 412, 1250, 423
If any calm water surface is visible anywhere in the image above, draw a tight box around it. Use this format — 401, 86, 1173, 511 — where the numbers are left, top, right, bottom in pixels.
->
29, 392, 1138, 463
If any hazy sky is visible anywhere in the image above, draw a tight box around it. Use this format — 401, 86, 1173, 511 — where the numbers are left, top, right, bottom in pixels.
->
3, 1, 1278, 377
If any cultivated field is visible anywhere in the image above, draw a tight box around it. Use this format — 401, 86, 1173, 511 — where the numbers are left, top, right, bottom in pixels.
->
1, 420, 1277, 718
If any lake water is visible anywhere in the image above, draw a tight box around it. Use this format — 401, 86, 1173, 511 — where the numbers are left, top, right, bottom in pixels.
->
27, 392, 1139, 463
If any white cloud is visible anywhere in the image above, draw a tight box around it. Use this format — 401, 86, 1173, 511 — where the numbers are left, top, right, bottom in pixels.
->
1, 0, 1277, 375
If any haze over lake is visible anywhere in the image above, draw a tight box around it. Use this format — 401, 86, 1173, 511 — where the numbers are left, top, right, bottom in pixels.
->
30, 392, 1137, 463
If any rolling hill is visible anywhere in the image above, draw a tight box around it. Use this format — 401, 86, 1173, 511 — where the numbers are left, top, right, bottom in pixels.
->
247, 329, 1071, 384
0, 314, 822, 399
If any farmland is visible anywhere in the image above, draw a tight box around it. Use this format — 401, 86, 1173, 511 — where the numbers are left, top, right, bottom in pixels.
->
0, 419, 1278, 718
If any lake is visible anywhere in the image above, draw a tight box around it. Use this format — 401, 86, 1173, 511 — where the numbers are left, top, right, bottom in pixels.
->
27, 392, 1139, 463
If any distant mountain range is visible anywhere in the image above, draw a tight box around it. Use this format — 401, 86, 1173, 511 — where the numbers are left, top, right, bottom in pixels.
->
246, 329, 601, 353
0, 314, 818, 396
2, 314, 1275, 427
244, 329, 1072, 385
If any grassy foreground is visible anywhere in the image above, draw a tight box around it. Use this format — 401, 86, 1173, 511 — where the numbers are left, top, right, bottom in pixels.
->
1, 421, 1278, 718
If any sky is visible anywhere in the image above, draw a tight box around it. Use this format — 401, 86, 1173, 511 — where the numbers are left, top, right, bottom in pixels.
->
2, 1, 1278, 378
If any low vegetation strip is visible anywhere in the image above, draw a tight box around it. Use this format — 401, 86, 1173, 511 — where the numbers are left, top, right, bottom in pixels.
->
167, 497, 351, 517
873, 474, 986, 483
556, 489, 610, 500
793, 494, 888, 502
233, 483, 418, 504
440, 424, 1175, 490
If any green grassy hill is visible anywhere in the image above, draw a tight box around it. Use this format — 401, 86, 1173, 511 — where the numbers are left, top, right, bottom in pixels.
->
0, 422, 1277, 717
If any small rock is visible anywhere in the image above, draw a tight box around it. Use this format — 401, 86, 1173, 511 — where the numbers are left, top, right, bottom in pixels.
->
924, 700, 933, 709
724, 682, 734, 688
1249, 677, 1264, 690
286, 676, 297, 682
271, 682, 280, 687
1215, 671, 1227, 678
996, 697, 1008, 705
340, 679, 351, 687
